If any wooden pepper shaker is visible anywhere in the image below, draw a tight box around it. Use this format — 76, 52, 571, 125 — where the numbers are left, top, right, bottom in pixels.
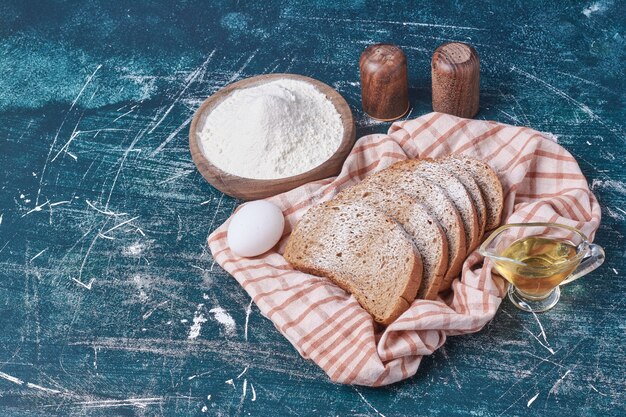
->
431, 42, 480, 118
359, 44, 409, 121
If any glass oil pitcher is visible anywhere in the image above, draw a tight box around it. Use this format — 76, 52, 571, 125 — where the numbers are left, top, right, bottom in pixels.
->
479, 223, 605, 312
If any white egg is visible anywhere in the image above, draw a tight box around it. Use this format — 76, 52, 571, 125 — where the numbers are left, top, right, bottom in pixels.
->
227, 200, 285, 257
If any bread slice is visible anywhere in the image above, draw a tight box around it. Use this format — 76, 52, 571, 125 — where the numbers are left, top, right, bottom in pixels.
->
442, 155, 503, 231
437, 160, 488, 242
390, 159, 481, 253
284, 201, 423, 325
364, 167, 466, 284
334, 182, 448, 300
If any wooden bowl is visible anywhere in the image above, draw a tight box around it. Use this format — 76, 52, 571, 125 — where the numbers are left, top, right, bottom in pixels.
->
189, 73, 356, 200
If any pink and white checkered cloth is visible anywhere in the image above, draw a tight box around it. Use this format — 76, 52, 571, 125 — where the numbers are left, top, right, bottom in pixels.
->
208, 112, 601, 386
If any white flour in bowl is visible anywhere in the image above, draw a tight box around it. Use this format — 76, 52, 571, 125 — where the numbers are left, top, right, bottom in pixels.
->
198, 79, 344, 179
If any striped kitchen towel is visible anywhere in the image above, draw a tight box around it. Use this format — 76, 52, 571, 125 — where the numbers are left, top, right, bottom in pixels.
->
207, 112, 601, 386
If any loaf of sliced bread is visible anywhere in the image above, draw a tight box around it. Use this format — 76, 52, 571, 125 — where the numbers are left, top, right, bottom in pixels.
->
390, 159, 481, 253
334, 182, 448, 300
284, 201, 423, 325
364, 168, 466, 283
442, 156, 503, 231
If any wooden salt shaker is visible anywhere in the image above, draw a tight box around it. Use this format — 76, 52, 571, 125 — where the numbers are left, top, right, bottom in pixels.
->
431, 42, 480, 118
359, 44, 409, 121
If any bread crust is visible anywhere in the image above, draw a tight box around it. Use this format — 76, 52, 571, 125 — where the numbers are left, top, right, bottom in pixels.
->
380, 254, 422, 325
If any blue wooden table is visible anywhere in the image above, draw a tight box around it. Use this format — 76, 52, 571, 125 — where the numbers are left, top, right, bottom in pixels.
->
1, 1, 624, 416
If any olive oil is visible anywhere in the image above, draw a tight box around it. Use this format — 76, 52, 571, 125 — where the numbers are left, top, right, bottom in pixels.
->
493, 237, 579, 298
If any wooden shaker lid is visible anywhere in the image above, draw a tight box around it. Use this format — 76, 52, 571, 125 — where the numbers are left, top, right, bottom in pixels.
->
431, 42, 480, 118
359, 44, 409, 121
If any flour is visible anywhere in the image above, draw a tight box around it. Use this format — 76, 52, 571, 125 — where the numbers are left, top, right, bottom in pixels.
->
198, 79, 344, 179
188, 311, 208, 340
122, 241, 147, 257
209, 307, 237, 336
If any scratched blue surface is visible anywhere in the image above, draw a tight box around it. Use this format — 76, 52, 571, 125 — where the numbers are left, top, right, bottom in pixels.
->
0, 1, 625, 416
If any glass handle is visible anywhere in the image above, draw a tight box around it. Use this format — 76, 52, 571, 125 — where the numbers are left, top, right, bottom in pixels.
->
561, 244, 605, 285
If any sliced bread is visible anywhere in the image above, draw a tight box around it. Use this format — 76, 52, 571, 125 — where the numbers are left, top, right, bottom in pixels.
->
364, 167, 466, 284
437, 160, 488, 242
390, 159, 481, 253
334, 182, 448, 300
442, 155, 503, 231
284, 201, 423, 325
